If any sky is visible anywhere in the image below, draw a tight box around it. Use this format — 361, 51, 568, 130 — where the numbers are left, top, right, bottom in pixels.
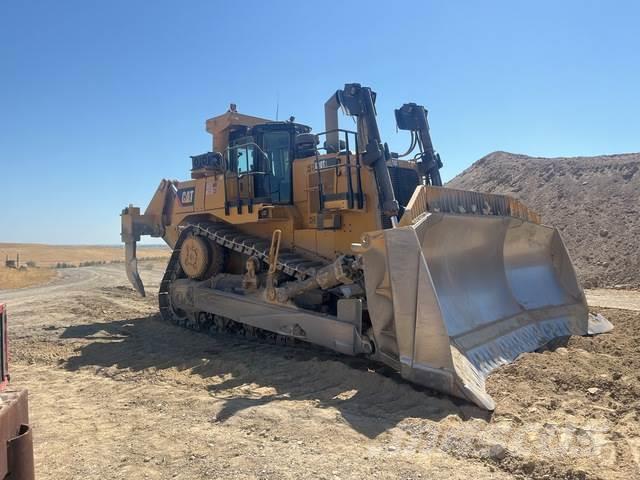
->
1, 0, 638, 244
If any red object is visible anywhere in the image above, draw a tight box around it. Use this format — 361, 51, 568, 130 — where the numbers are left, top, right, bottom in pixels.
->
0, 303, 34, 479
0, 304, 8, 392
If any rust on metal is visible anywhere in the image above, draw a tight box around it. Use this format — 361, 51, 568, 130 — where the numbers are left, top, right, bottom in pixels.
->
0, 390, 34, 480
0, 305, 34, 480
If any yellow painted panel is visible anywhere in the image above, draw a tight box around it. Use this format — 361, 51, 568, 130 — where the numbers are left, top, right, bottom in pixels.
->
204, 174, 226, 211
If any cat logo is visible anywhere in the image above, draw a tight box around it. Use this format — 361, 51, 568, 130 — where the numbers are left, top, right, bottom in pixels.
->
177, 187, 195, 206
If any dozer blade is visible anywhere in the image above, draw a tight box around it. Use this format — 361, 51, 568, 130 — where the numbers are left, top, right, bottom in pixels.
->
357, 188, 609, 410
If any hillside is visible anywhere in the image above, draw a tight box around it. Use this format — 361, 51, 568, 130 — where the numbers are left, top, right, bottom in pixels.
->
447, 151, 640, 289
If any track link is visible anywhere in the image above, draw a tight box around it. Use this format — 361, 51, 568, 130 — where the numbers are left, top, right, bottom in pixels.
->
158, 222, 329, 343
192, 223, 326, 280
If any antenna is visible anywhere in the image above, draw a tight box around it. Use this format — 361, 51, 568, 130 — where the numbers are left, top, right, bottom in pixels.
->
275, 92, 280, 121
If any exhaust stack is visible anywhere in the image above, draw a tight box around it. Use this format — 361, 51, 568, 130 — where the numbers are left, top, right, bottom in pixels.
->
324, 91, 341, 153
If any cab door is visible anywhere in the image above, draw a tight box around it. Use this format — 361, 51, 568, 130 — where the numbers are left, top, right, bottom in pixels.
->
261, 130, 293, 204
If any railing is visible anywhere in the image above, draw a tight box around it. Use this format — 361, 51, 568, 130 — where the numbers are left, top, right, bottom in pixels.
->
313, 129, 363, 212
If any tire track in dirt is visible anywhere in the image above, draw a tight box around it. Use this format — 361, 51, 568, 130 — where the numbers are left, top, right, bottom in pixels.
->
4, 263, 640, 479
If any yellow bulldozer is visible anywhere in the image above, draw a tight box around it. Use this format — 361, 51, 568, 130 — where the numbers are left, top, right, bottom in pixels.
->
121, 83, 611, 409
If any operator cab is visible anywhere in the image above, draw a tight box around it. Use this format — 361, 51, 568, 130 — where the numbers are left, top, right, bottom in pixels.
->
226, 121, 311, 205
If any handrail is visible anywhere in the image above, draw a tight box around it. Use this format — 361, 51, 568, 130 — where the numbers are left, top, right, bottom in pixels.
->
344, 131, 354, 209
311, 128, 363, 211
313, 149, 325, 212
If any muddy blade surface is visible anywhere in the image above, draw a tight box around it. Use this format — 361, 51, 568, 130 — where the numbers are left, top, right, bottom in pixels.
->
360, 212, 591, 409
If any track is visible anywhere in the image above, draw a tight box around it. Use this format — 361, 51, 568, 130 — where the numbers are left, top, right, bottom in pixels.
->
158, 222, 332, 342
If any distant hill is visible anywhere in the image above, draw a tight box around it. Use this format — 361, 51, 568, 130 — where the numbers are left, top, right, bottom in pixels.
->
447, 151, 640, 289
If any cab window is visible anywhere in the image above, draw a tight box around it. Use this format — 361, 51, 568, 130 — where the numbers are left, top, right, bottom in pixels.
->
263, 131, 291, 203
235, 144, 255, 174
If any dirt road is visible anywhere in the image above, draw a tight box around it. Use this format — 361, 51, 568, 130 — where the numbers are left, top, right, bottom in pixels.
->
585, 289, 640, 312
2, 264, 638, 479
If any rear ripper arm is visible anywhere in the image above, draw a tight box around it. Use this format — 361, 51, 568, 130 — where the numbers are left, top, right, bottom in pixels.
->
121, 179, 175, 296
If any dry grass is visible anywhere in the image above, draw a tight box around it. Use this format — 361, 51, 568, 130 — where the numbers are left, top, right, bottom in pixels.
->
0, 243, 171, 290
0, 243, 170, 268
0, 267, 56, 289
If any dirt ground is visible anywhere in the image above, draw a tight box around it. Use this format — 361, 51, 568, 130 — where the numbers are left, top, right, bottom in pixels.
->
1, 263, 639, 479
585, 289, 640, 312
0, 266, 56, 289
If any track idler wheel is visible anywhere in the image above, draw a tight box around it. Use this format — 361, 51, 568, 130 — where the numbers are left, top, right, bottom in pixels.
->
179, 233, 224, 280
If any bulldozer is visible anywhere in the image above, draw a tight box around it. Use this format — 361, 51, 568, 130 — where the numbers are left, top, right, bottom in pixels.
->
121, 83, 611, 410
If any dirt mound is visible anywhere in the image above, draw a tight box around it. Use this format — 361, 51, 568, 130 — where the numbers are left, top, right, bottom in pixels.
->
447, 151, 640, 288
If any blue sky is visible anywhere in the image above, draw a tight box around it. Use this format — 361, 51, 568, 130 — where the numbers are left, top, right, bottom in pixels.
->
1, 1, 638, 244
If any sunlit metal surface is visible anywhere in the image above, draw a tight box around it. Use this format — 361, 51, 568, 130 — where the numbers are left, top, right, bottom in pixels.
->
399, 185, 542, 227
360, 208, 596, 409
